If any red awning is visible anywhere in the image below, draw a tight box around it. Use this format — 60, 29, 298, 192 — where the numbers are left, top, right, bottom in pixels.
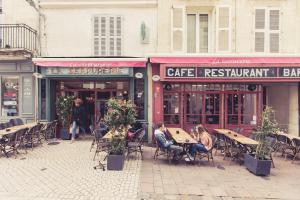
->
150, 56, 300, 67
33, 58, 147, 68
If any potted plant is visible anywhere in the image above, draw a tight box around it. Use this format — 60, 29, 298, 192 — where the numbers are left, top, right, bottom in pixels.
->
244, 106, 279, 176
104, 98, 137, 170
56, 96, 74, 139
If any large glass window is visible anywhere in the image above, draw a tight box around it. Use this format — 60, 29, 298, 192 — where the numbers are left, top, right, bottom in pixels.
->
134, 78, 145, 120
187, 13, 209, 53
186, 93, 203, 125
163, 93, 180, 125
204, 94, 220, 124
40, 79, 46, 119
1, 76, 19, 116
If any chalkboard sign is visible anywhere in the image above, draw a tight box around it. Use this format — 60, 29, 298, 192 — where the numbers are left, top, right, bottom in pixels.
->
22, 77, 33, 114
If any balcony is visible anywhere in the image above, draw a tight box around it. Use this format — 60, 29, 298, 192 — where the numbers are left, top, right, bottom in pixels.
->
0, 24, 38, 55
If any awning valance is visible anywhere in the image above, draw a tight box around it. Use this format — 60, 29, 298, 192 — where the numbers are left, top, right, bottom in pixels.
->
33, 58, 147, 68
150, 56, 300, 67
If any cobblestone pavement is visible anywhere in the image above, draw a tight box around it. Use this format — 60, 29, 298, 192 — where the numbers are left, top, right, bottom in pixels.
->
0, 138, 141, 200
138, 146, 300, 200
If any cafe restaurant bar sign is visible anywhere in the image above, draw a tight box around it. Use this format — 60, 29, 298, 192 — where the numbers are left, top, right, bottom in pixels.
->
41, 67, 131, 77
165, 67, 300, 79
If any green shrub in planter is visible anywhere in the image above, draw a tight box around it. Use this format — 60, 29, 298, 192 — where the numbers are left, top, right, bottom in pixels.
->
245, 106, 279, 176
56, 96, 74, 138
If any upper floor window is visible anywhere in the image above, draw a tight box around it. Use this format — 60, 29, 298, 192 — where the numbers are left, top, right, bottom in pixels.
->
187, 14, 209, 53
255, 8, 280, 53
93, 15, 122, 56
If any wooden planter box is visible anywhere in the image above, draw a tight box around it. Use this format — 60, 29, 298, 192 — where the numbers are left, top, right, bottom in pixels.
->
107, 154, 125, 171
244, 153, 271, 176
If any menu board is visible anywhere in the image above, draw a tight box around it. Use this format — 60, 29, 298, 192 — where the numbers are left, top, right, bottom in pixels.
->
1, 76, 19, 116
22, 77, 33, 114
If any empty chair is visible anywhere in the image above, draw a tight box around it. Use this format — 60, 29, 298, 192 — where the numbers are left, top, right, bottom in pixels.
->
92, 129, 110, 161
126, 129, 146, 159
291, 138, 300, 163
0, 123, 6, 130
25, 123, 44, 150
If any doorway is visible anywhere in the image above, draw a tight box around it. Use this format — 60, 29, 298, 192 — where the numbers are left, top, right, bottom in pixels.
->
57, 80, 130, 131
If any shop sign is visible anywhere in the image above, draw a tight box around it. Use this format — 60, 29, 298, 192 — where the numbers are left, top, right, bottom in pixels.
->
165, 67, 300, 79
135, 72, 143, 79
41, 67, 131, 76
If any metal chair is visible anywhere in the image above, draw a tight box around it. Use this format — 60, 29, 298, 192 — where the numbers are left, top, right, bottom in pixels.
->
25, 123, 44, 150
92, 129, 110, 171
291, 138, 300, 163
195, 135, 217, 166
126, 129, 146, 159
214, 132, 226, 155
0, 128, 27, 158
153, 137, 172, 164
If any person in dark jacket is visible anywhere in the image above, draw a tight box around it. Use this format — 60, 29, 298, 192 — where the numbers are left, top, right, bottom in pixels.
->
70, 97, 86, 143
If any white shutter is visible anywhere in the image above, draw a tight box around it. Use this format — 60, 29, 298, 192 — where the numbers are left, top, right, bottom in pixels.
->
255, 32, 265, 52
217, 6, 230, 52
254, 9, 266, 53
255, 9, 265, 29
100, 16, 107, 56
93, 16, 100, 56
116, 16, 122, 56
269, 10, 279, 53
93, 15, 122, 56
171, 6, 185, 52
187, 14, 196, 53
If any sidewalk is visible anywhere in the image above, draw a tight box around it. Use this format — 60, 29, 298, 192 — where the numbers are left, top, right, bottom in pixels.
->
0, 139, 141, 200
138, 146, 300, 200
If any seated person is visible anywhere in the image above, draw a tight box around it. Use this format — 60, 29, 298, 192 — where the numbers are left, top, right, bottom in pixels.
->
154, 122, 183, 161
187, 125, 212, 161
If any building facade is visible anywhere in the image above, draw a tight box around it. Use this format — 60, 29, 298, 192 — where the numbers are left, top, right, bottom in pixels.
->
0, 0, 39, 123
32, 0, 158, 137
149, 0, 300, 141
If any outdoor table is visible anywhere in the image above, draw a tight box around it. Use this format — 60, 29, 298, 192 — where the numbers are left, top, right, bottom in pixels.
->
275, 131, 300, 140
0, 122, 39, 138
102, 129, 126, 140
214, 129, 259, 146
167, 128, 197, 144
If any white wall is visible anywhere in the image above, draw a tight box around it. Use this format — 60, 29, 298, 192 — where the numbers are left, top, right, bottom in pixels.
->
157, 0, 300, 54
41, 6, 157, 57
2, 0, 39, 30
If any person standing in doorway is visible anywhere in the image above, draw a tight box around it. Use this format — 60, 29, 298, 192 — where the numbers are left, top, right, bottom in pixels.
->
70, 97, 86, 143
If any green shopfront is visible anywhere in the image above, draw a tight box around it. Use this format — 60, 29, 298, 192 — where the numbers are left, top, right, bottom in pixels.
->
33, 58, 148, 136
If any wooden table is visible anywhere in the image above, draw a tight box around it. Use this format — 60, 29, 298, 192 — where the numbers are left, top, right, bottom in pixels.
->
102, 129, 126, 140
167, 128, 197, 144
276, 132, 300, 141
0, 122, 40, 137
214, 129, 259, 146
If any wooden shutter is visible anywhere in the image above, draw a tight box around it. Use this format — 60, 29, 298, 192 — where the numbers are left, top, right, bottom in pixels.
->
217, 7, 230, 52
93, 15, 122, 56
269, 10, 279, 53
171, 6, 185, 52
255, 9, 266, 52
93, 16, 100, 56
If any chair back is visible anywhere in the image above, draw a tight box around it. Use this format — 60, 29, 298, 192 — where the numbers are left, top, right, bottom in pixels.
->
15, 118, 24, 126
292, 138, 300, 147
136, 129, 146, 143
0, 123, 6, 130
276, 134, 288, 143
4, 131, 18, 146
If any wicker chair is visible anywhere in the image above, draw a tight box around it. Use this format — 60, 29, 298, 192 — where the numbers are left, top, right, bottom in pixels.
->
153, 137, 172, 164
126, 128, 146, 159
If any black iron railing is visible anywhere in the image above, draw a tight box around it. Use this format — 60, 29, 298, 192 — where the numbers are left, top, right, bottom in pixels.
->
0, 24, 38, 53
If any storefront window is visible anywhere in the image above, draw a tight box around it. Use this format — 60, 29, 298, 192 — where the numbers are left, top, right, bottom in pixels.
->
40, 79, 46, 119
1, 76, 19, 116
241, 94, 257, 125
227, 94, 239, 124
164, 93, 180, 125
204, 94, 220, 124
186, 93, 203, 125
134, 78, 145, 120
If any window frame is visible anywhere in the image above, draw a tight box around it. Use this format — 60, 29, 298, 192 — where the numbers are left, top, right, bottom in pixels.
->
92, 15, 123, 56
1, 75, 20, 117
186, 12, 210, 53
254, 7, 280, 53
216, 6, 231, 53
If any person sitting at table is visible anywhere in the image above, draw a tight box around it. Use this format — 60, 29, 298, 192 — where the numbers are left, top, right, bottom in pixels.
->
154, 122, 183, 162
187, 125, 212, 161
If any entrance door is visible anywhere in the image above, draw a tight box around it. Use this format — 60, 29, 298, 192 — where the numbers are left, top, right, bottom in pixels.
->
184, 92, 221, 132
225, 92, 258, 134
95, 91, 117, 124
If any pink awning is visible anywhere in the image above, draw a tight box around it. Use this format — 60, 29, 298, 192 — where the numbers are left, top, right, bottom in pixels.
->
33, 58, 147, 68
150, 57, 300, 67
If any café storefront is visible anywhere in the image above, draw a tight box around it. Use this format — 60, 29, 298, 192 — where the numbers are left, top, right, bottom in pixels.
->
151, 57, 300, 136
33, 58, 148, 134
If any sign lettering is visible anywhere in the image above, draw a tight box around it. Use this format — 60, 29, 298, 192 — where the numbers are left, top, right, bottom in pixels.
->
165, 67, 300, 79
41, 67, 131, 76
